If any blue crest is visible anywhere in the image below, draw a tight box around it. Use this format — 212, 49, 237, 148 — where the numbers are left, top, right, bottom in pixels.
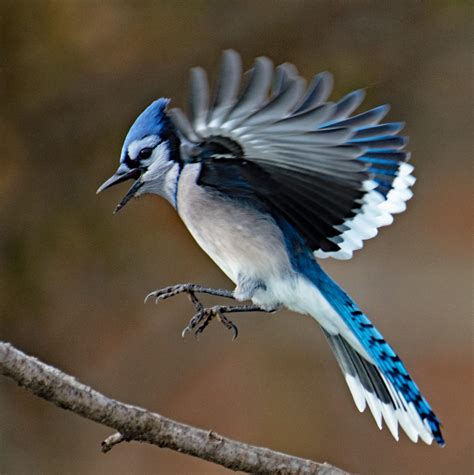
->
121, 98, 170, 159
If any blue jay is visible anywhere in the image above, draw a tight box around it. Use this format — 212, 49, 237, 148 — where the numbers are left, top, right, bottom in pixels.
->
97, 50, 444, 446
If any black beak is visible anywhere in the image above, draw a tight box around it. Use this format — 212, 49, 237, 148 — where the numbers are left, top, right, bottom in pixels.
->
96, 168, 141, 194
96, 168, 143, 213
113, 179, 144, 214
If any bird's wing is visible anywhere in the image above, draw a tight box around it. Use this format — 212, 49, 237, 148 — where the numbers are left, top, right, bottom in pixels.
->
169, 50, 415, 259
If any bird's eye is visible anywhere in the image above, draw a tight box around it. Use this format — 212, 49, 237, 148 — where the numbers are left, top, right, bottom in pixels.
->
138, 148, 153, 160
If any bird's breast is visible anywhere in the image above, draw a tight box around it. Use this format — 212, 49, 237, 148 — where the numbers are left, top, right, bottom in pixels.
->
176, 164, 293, 288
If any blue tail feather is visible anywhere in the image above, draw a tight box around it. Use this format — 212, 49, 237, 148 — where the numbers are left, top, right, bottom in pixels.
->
316, 270, 445, 446
279, 218, 444, 445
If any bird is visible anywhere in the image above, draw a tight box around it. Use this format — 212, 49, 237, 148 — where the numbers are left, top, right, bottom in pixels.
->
97, 50, 444, 446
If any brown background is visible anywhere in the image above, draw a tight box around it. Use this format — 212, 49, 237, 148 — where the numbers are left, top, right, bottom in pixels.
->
0, 1, 472, 474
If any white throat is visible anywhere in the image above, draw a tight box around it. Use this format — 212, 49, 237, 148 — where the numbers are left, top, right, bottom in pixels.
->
139, 142, 180, 207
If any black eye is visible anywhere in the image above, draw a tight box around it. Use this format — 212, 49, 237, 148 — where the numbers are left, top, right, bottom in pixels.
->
138, 148, 153, 160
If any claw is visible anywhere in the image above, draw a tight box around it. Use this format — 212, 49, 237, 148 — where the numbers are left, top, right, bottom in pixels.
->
144, 289, 168, 303
230, 323, 239, 341
217, 312, 239, 340
144, 291, 155, 303
144, 287, 178, 304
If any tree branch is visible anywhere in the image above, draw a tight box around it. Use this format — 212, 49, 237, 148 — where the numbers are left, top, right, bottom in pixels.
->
0, 341, 348, 475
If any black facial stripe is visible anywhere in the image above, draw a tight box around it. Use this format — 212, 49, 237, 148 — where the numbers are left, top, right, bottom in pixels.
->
163, 125, 182, 164
123, 152, 138, 169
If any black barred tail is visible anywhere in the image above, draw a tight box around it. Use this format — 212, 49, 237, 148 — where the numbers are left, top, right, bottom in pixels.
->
314, 263, 444, 446
323, 329, 444, 446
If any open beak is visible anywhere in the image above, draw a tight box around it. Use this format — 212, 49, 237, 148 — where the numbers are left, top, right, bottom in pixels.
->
96, 168, 143, 213
96, 168, 141, 194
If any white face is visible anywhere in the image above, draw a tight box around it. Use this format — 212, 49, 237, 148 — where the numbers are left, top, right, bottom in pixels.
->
127, 138, 180, 207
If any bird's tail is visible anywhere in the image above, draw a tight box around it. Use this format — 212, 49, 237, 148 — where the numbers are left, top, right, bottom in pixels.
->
313, 269, 445, 446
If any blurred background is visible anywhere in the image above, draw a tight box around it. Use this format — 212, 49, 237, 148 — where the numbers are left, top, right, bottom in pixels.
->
0, 1, 472, 473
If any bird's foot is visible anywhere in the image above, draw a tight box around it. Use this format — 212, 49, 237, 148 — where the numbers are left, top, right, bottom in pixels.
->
145, 282, 276, 339
181, 304, 238, 340
182, 302, 270, 340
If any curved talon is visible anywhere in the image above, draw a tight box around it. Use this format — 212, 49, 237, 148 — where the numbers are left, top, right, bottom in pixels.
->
217, 312, 239, 340
145, 289, 170, 303
230, 323, 238, 340
145, 287, 184, 305
144, 291, 156, 303
145, 285, 175, 304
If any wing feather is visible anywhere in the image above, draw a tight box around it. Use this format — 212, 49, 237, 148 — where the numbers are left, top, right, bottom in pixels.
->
226, 56, 273, 123
329, 89, 366, 123
293, 71, 334, 113
235, 77, 305, 129
189, 67, 210, 134
208, 49, 242, 128
173, 50, 415, 259
257, 103, 336, 133
271, 62, 300, 97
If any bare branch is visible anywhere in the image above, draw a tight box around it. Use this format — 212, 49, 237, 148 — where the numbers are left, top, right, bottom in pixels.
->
0, 341, 349, 474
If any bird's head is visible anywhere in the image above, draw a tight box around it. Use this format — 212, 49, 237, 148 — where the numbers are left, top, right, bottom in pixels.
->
97, 98, 180, 212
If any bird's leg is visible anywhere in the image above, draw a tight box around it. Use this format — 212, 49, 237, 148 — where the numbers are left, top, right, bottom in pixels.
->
145, 283, 235, 304
145, 283, 279, 339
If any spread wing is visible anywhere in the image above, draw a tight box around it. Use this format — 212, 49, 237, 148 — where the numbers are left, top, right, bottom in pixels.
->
169, 50, 415, 259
